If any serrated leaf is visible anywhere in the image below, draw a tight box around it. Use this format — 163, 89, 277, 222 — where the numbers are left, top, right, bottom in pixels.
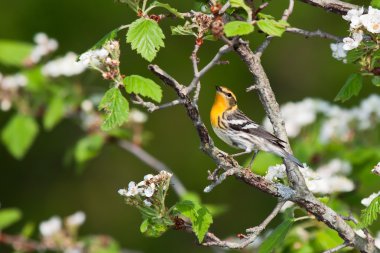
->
117, 0, 140, 13
92, 28, 119, 50
171, 23, 196, 36
43, 96, 65, 131
0, 40, 33, 67
359, 195, 380, 228
2, 114, 39, 159
334, 73, 363, 102
0, 208, 22, 230
371, 0, 380, 8
149, 1, 183, 18
98, 87, 130, 131
127, 18, 165, 62
175, 200, 213, 243
258, 218, 294, 253
257, 19, 289, 37
124, 75, 162, 102
230, 0, 252, 21
224, 21, 254, 37
74, 134, 105, 166
372, 76, 380, 87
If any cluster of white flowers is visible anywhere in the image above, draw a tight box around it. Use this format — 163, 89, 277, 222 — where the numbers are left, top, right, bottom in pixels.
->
0, 73, 28, 111
66, 211, 86, 227
128, 109, 148, 124
29, 33, 58, 64
39, 216, 62, 237
372, 162, 380, 176
361, 191, 380, 207
263, 95, 380, 143
78, 48, 109, 68
265, 159, 354, 195
42, 52, 86, 77
330, 43, 347, 61
118, 171, 172, 207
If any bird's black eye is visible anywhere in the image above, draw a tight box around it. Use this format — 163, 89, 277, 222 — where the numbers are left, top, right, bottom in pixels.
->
227, 93, 232, 98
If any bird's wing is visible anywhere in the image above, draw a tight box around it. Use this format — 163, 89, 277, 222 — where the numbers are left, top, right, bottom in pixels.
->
226, 110, 286, 148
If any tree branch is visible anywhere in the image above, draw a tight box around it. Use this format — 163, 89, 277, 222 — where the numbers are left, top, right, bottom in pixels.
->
286, 27, 342, 41
118, 140, 187, 197
299, 0, 359, 14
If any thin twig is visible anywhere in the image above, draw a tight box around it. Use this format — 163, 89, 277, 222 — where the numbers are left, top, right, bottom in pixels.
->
219, 0, 231, 15
204, 168, 237, 192
118, 140, 187, 197
191, 44, 202, 104
286, 27, 342, 42
322, 242, 351, 253
299, 0, 359, 14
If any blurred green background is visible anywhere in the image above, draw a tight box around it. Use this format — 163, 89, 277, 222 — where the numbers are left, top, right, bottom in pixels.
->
0, 0, 376, 252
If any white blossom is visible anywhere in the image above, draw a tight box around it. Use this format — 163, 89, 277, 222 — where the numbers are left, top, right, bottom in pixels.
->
80, 100, 94, 112
342, 31, 363, 50
78, 48, 109, 67
316, 159, 352, 177
39, 216, 62, 237
0, 73, 28, 90
29, 33, 58, 63
330, 43, 347, 61
127, 181, 139, 196
66, 211, 86, 227
265, 164, 287, 181
372, 162, 380, 176
129, 109, 148, 124
361, 191, 380, 207
343, 7, 364, 29
360, 7, 380, 33
144, 174, 154, 180
143, 199, 152, 207
1, 99, 11, 111
118, 189, 128, 196
42, 52, 86, 77
144, 183, 156, 198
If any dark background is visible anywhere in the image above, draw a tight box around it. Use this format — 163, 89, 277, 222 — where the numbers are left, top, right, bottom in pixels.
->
0, 0, 375, 252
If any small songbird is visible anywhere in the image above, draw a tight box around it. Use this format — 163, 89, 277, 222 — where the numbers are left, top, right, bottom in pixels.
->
210, 86, 303, 168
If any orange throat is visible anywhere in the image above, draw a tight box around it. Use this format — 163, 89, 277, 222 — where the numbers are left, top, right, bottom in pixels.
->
210, 93, 235, 127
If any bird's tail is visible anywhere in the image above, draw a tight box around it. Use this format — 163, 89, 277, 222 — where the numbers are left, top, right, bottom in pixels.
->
284, 152, 304, 168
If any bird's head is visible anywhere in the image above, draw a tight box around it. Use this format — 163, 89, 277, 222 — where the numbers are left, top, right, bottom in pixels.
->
214, 86, 238, 110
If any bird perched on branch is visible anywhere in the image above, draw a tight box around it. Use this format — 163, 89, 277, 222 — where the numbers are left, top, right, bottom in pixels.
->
210, 86, 303, 168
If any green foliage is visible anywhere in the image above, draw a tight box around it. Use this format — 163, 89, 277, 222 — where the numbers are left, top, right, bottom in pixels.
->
230, 0, 252, 21
124, 75, 162, 102
359, 195, 380, 228
21, 222, 35, 238
371, 0, 380, 8
0, 208, 22, 230
175, 200, 213, 243
257, 19, 289, 37
84, 236, 121, 253
315, 229, 344, 250
371, 76, 380, 86
74, 134, 105, 168
139, 218, 171, 237
259, 218, 294, 253
117, 0, 140, 13
224, 21, 254, 37
1, 114, 39, 159
92, 28, 119, 50
334, 73, 363, 102
148, 1, 183, 18
98, 87, 130, 131
126, 18, 165, 62
346, 48, 366, 64
171, 23, 196, 37
0, 40, 33, 67
43, 96, 65, 131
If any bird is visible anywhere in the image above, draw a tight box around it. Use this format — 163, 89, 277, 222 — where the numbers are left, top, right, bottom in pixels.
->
210, 85, 304, 168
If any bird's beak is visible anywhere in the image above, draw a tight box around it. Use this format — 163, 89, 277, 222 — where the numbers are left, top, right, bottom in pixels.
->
215, 86, 222, 92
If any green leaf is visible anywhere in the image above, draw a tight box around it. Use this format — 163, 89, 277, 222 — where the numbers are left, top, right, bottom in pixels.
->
22, 67, 46, 92
175, 200, 213, 243
0, 40, 33, 67
334, 74, 363, 102
2, 114, 39, 159
117, 0, 140, 13
371, 0, 380, 8
372, 76, 380, 87
224, 21, 254, 37
91, 28, 119, 50
230, 0, 252, 21
258, 218, 294, 253
43, 96, 65, 131
126, 18, 165, 62
171, 23, 196, 37
359, 195, 380, 228
149, 1, 183, 18
74, 134, 105, 166
124, 75, 162, 102
139, 218, 169, 237
346, 48, 366, 64
257, 19, 289, 37
0, 208, 22, 230
98, 87, 130, 131
140, 219, 149, 233
21, 222, 35, 238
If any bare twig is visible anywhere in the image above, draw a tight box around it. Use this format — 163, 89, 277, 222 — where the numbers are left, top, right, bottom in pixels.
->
204, 168, 236, 193
118, 140, 187, 197
219, 0, 231, 15
202, 201, 285, 248
191, 44, 202, 104
286, 27, 342, 42
299, 0, 359, 14
322, 242, 352, 253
